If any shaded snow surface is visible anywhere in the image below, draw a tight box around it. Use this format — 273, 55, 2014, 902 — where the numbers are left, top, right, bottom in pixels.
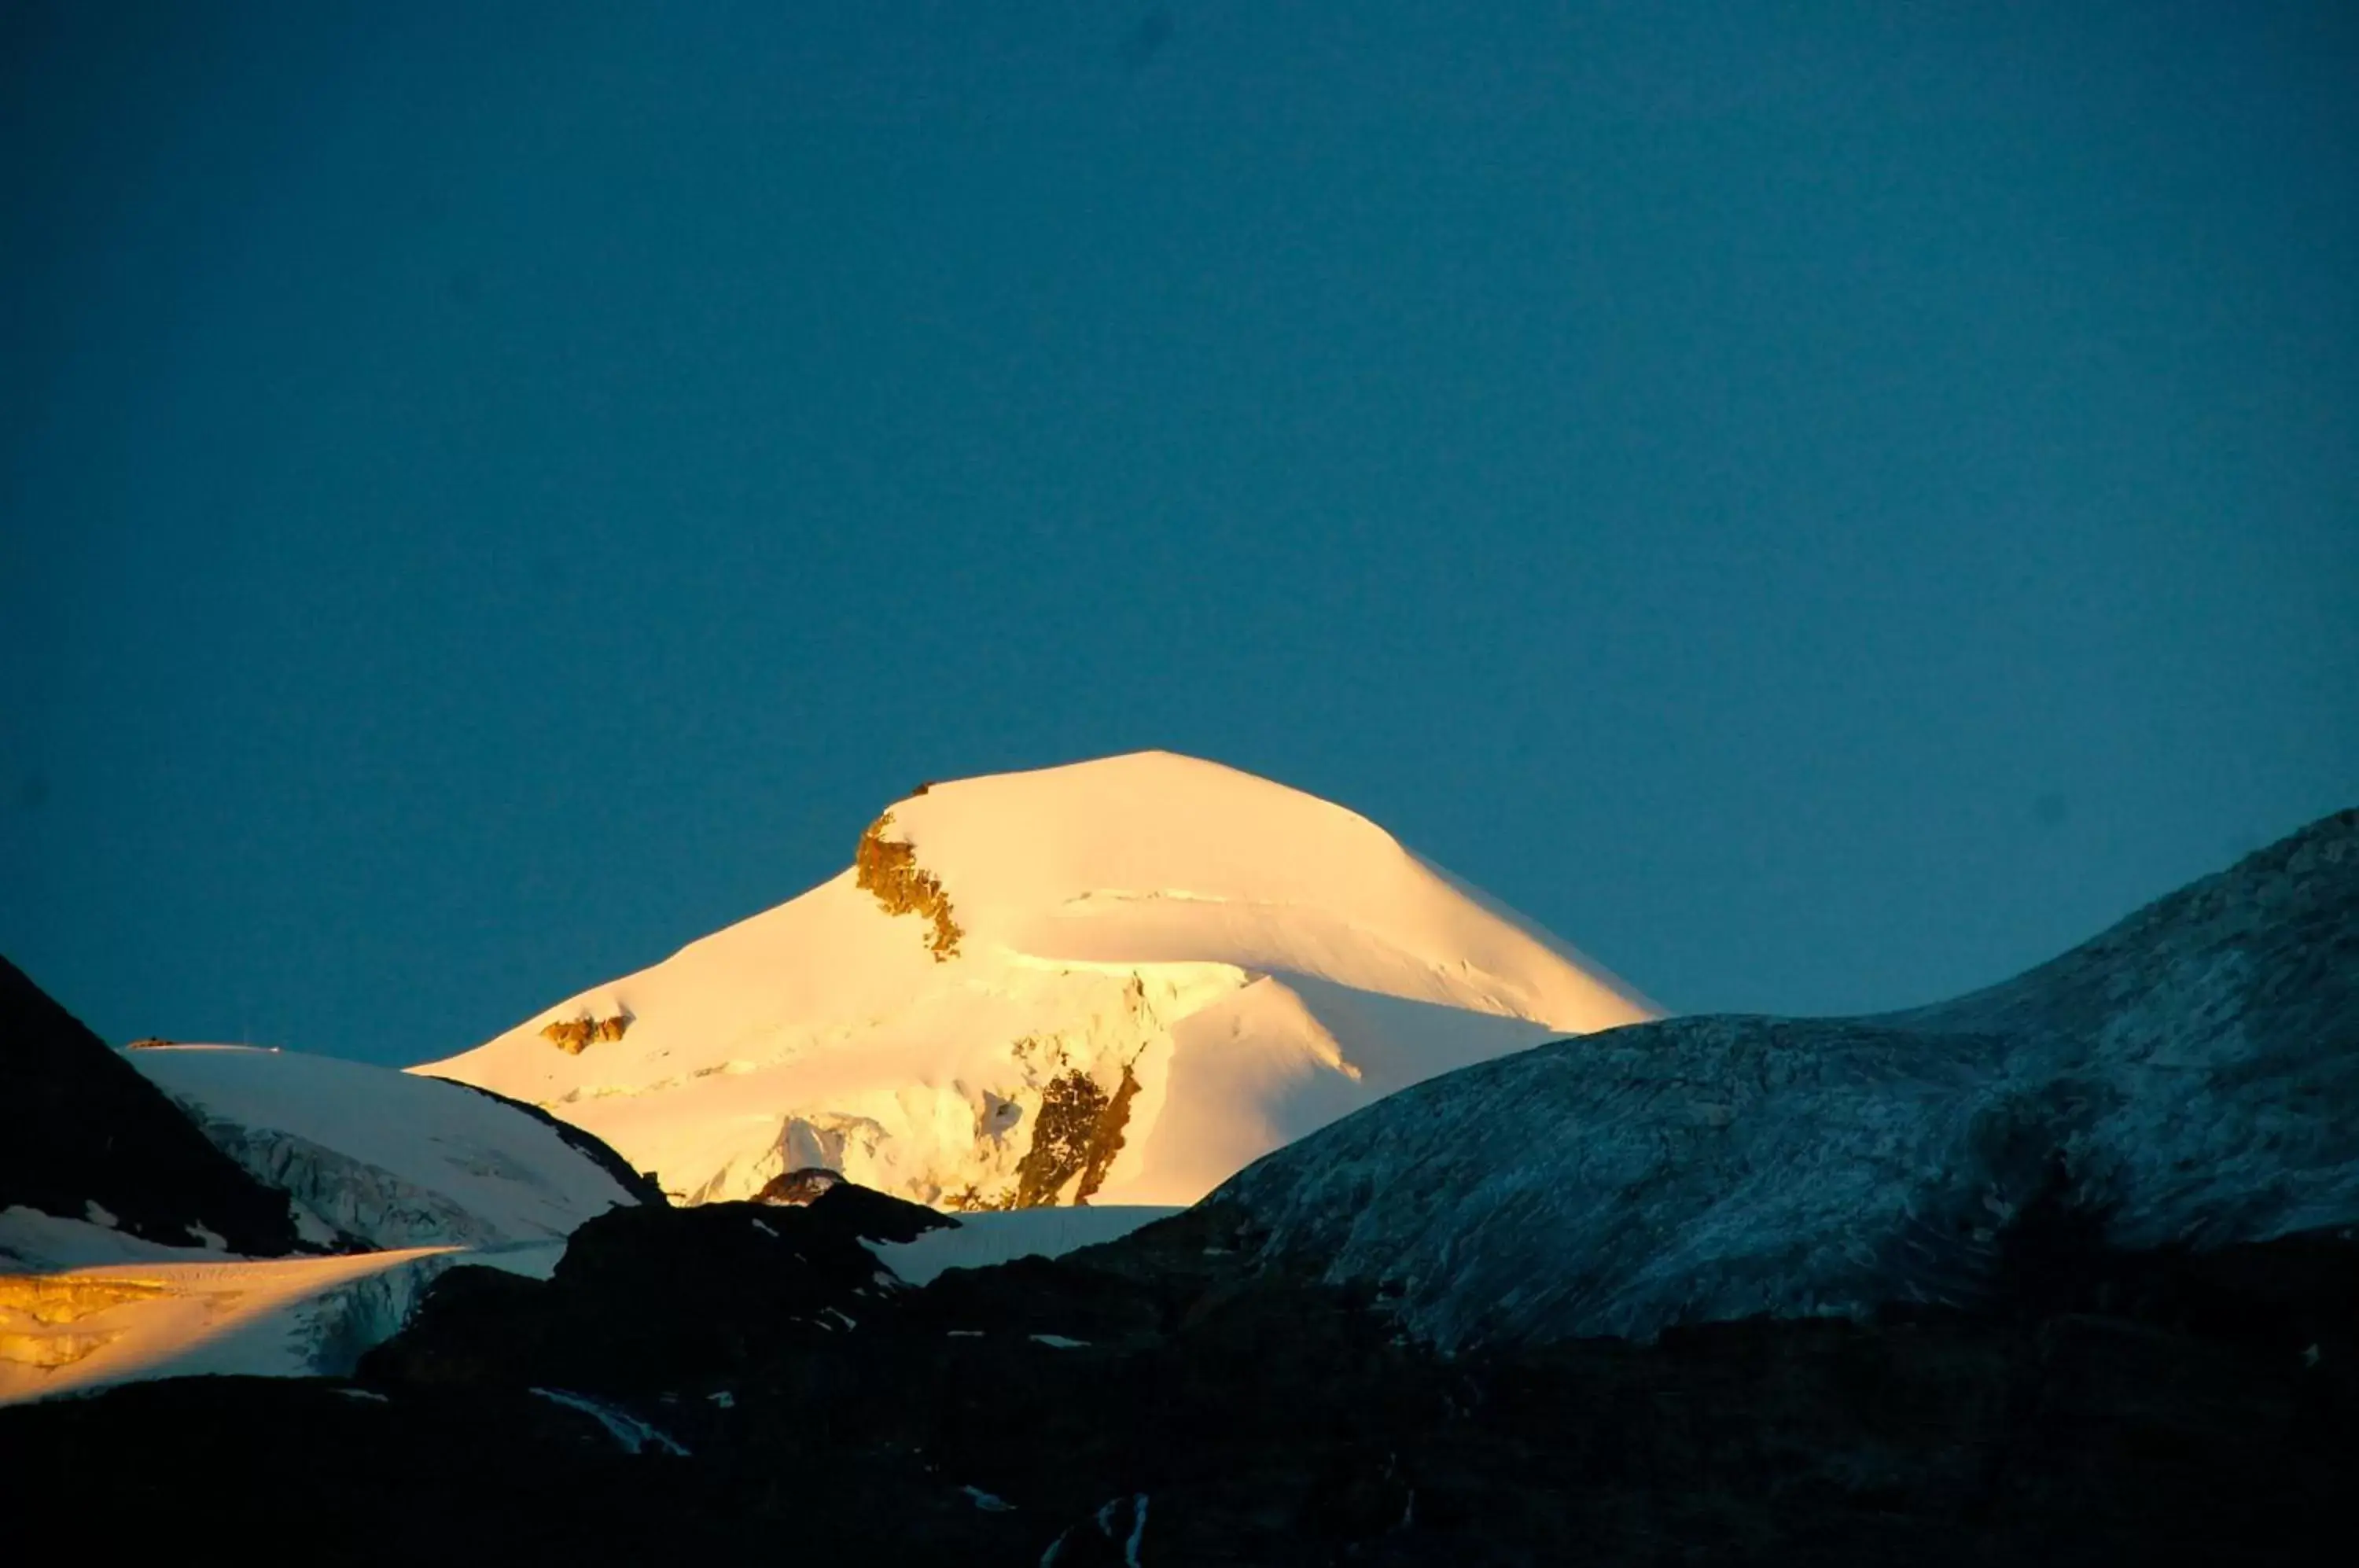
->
128, 1046, 646, 1248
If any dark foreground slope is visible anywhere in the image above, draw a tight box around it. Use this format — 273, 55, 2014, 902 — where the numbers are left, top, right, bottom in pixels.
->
0, 955, 300, 1255
5, 815, 2353, 1564
6, 1183, 2355, 1565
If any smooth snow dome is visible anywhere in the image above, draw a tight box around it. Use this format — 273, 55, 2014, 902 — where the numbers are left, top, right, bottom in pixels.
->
128, 1046, 645, 1248
421, 752, 1657, 1208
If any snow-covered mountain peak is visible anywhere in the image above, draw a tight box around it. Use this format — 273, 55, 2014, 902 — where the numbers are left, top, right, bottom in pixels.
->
865, 751, 1646, 1027
419, 753, 1657, 1209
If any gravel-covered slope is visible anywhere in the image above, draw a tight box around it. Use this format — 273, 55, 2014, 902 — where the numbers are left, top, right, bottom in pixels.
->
1205, 808, 2359, 1349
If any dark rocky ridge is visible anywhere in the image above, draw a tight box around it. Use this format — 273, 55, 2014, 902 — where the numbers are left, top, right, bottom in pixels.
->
365, 1182, 952, 1392
0, 954, 302, 1255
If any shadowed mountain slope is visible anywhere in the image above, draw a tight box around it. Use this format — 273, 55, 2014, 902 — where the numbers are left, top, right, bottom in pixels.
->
1200, 809, 2359, 1348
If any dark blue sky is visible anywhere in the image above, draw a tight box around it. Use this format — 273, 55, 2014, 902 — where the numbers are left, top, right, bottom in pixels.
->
4, 2, 2354, 1066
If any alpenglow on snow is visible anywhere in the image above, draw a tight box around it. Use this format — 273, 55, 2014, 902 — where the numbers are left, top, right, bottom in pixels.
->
420, 752, 1657, 1209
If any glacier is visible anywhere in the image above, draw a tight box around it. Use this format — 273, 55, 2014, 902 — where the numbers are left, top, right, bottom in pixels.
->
127, 1045, 649, 1249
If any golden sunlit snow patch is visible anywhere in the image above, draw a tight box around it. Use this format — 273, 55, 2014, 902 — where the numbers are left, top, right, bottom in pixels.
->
0, 1248, 460, 1406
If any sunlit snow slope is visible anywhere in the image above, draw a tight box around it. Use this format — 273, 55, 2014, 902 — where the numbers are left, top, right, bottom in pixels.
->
0, 1246, 442, 1404
421, 752, 1656, 1208
0, 1242, 563, 1406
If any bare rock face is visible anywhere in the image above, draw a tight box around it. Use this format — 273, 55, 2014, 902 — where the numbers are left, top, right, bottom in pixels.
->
853, 809, 962, 959
753, 1167, 844, 1206
540, 1012, 631, 1054
1011, 1065, 1141, 1208
0, 955, 301, 1257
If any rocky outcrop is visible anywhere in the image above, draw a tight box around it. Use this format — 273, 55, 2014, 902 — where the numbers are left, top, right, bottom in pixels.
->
364, 1183, 952, 1391
540, 1012, 631, 1054
1012, 1066, 1140, 1208
854, 810, 962, 959
0, 955, 300, 1256
753, 1167, 844, 1206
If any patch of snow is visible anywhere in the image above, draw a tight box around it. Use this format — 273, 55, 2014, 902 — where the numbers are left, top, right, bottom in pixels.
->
707, 1389, 735, 1408
867, 1205, 1177, 1286
182, 1224, 227, 1250
1125, 1493, 1150, 1566
529, 1386, 689, 1456
334, 1387, 390, 1403
291, 1208, 343, 1247
1029, 1334, 1089, 1349
420, 752, 1656, 1209
962, 1485, 1016, 1512
82, 1202, 117, 1229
